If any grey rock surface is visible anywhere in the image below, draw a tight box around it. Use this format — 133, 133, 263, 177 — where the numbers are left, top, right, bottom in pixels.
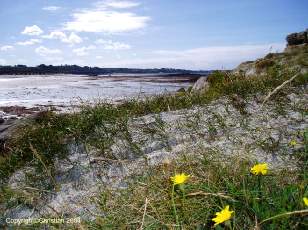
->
3, 86, 308, 223
286, 29, 308, 46
192, 76, 209, 91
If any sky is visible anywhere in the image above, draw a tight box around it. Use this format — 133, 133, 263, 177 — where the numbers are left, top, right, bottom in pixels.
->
0, 0, 307, 70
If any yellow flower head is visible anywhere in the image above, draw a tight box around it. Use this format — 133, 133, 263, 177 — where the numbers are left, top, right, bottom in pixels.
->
303, 197, 308, 206
250, 163, 268, 175
289, 139, 297, 147
170, 173, 190, 185
212, 205, 234, 226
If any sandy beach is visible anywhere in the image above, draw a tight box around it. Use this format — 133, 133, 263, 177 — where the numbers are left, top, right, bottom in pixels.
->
0, 74, 196, 110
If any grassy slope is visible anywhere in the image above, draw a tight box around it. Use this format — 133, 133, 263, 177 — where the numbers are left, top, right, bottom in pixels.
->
91, 152, 307, 229
0, 59, 307, 229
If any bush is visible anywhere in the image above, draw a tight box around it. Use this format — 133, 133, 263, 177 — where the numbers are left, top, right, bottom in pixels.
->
255, 59, 275, 71
206, 71, 229, 87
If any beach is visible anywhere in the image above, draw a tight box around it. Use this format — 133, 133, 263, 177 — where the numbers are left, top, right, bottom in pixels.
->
0, 74, 196, 111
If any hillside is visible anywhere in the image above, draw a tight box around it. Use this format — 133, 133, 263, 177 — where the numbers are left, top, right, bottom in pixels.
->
233, 30, 308, 77
0, 31, 307, 229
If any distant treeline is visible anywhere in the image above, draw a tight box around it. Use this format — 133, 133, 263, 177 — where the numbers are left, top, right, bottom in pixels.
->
0, 64, 209, 75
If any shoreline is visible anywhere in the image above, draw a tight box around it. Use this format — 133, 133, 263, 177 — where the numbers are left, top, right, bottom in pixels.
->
0, 79, 188, 148
0, 74, 198, 110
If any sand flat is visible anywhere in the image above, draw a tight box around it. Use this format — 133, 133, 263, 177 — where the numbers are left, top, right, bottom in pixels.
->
0, 74, 193, 108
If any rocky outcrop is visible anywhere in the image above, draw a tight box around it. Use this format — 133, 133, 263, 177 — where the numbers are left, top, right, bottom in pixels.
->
0, 108, 44, 153
0, 112, 20, 153
2, 85, 307, 223
286, 29, 308, 46
232, 61, 257, 76
191, 77, 209, 92
233, 30, 308, 77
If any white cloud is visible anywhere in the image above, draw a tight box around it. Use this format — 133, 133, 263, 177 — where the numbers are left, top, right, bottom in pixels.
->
151, 43, 285, 69
102, 1, 140, 9
17, 39, 42, 46
73, 45, 96, 56
97, 43, 285, 69
64, 9, 149, 33
35, 46, 62, 56
0, 45, 14, 51
21, 25, 43, 36
43, 31, 83, 45
43, 31, 67, 40
65, 32, 83, 45
95, 39, 131, 50
0, 58, 6, 65
42, 6, 61, 11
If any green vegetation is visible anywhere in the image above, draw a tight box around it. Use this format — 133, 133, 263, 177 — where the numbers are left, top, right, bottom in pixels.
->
0, 67, 307, 183
0, 61, 307, 228
89, 147, 308, 229
255, 59, 275, 72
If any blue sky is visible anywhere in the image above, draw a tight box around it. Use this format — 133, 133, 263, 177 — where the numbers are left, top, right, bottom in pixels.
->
0, 0, 307, 70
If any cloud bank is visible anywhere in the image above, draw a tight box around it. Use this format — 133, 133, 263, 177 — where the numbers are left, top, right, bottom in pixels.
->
64, 1, 149, 33
17, 39, 42, 46
96, 39, 131, 50
95, 43, 285, 69
73, 45, 96, 56
103, 1, 140, 9
35, 46, 62, 56
21, 25, 43, 36
0, 45, 14, 51
43, 31, 83, 45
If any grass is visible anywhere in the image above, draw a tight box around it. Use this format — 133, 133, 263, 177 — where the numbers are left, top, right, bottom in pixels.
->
88, 148, 308, 229
255, 59, 275, 72
0, 63, 307, 228
0, 67, 307, 183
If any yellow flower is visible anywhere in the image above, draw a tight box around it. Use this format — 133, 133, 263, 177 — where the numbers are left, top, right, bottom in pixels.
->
170, 173, 190, 185
303, 197, 308, 206
289, 139, 297, 147
250, 163, 268, 175
212, 205, 234, 226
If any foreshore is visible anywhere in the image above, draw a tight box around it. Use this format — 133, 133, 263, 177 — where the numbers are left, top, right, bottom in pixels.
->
0, 74, 200, 109
0, 74, 201, 154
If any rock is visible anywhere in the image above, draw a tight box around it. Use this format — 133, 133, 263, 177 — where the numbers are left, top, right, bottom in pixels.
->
0, 118, 4, 124
8, 167, 35, 189
232, 61, 257, 77
191, 77, 209, 92
234, 30, 308, 76
3, 86, 308, 222
287, 93, 300, 104
3, 205, 35, 220
0, 118, 21, 154
286, 29, 308, 46
231, 94, 247, 114
284, 42, 308, 53
176, 87, 186, 93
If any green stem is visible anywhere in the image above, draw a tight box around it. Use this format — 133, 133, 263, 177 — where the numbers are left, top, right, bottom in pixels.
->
257, 175, 262, 197
171, 184, 180, 228
260, 209, 308, 224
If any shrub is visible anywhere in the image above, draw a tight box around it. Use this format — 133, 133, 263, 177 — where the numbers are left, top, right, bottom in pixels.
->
255, 59, 275, 71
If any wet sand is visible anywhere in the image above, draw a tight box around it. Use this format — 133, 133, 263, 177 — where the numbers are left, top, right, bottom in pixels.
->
0, 74, 198, 109
0, 74, 201, 151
